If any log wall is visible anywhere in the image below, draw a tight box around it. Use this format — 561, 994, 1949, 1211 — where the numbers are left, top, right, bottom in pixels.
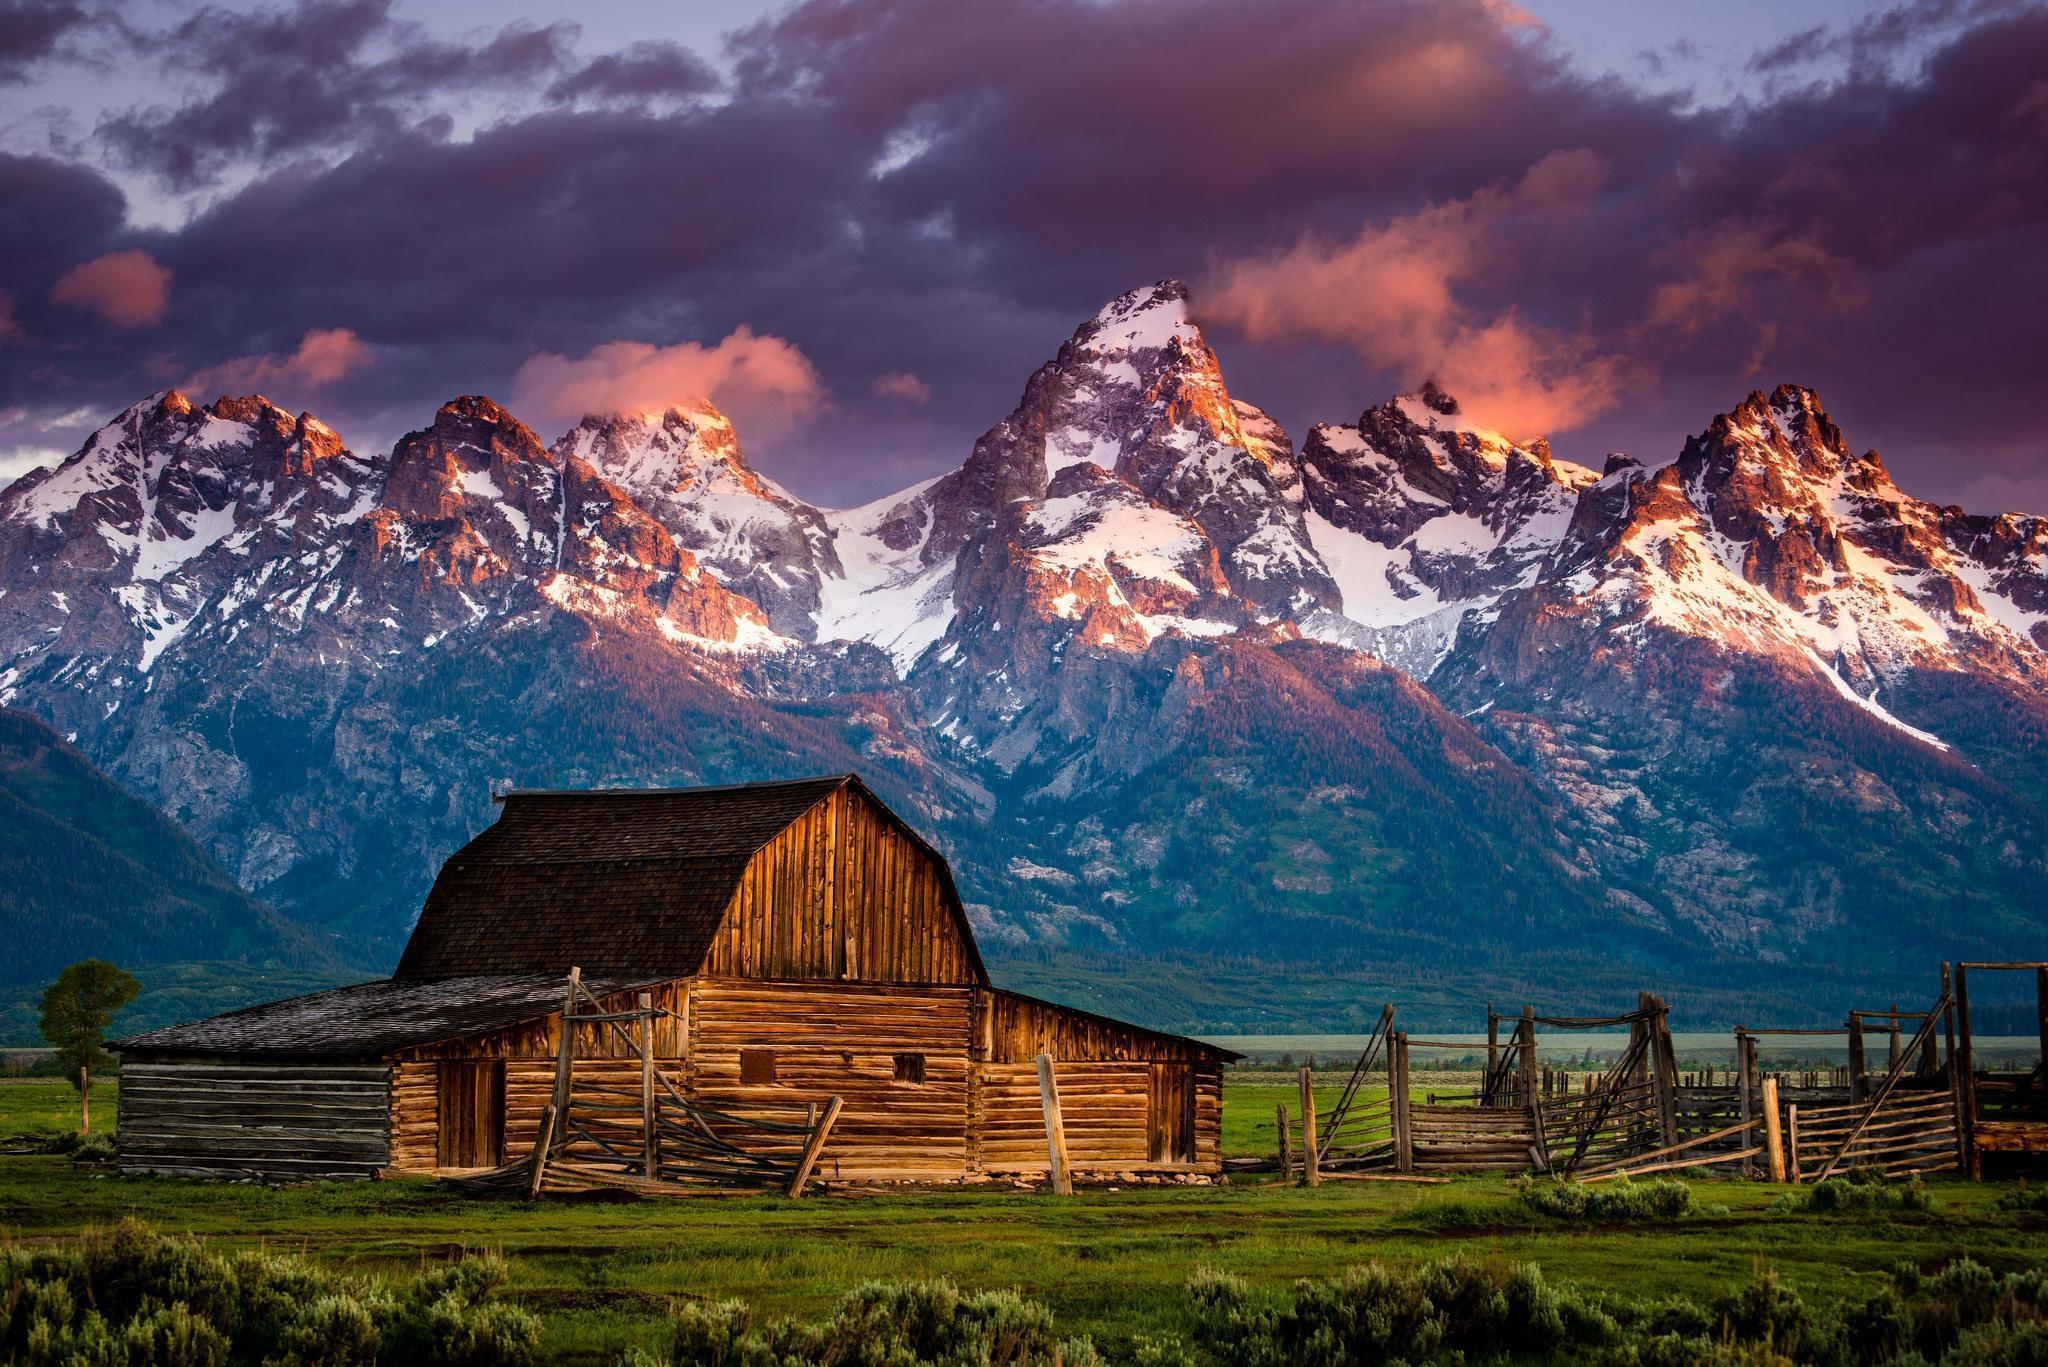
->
117, 1060, 391, 1180
701, 784, 980, 985
233, 976, 1225, 1182
976, 1059, 1223, 1172
684, 978, 977, 1181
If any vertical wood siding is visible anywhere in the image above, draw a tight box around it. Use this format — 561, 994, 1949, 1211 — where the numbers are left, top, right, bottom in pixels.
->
701, 786, 979, 985
117, 1060, 392, 1180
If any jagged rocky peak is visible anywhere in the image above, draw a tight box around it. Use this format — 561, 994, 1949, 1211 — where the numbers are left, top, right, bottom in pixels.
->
553, 403, 840, 638
1, 389, 376, 577
1290, 383, 1596, 674
3, 389, 359, 533
1678, 384, 1897, 529
991, 278, 1334, 616
557, 403, 759, 503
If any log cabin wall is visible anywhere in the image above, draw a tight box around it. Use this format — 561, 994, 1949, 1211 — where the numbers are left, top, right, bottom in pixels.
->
117, 1060, 393, 1180
685, 978, 977, 1181
974, 1059, 1223, 1173
386, 981, 690, 1173
700, 784, 979, 985
977, 991, 1225, 1172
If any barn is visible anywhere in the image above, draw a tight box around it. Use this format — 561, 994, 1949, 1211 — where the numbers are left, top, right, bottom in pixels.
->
116, 775, 1233, 1186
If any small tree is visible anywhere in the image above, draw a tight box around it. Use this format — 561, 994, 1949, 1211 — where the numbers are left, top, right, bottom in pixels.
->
39, 959, 140, 1133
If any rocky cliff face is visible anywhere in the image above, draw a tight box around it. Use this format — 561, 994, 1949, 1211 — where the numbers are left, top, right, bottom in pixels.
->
3, 291, 2045, 1003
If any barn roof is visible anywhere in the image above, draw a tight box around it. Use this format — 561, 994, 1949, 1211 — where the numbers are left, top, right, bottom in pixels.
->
393, 773, 984, 981
116, 974, 647, 1060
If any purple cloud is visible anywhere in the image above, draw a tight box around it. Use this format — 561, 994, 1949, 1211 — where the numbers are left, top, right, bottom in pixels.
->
0, 0, 2041, 513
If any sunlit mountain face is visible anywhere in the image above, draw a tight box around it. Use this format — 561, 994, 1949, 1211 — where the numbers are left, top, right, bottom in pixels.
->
0, 2, 2043, 1022
3, 279, 2044, 1023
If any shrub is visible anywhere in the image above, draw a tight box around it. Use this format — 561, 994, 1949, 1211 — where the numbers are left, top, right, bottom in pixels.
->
1772, 1171, 1930, 1215
634, 1279, 1098, 1365
1994, 1186, 2048, 1213
1184, 1256, 1619, 1365
45, 1130, 118, 1163
0, 1219, 534, 1367
1515, 1176, 1697, 1222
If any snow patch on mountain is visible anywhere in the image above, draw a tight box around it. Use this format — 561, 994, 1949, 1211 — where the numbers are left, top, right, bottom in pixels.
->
815, 477, 957, 672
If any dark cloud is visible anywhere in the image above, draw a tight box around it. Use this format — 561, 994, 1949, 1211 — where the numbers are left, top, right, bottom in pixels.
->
0, 0, 86, 82
97, 0, 577, 188
546, 40, 723, 106
0, 0, 2044, 512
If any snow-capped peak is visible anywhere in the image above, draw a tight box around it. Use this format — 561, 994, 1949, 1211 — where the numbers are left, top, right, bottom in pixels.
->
1071, 279, 1203, 357
552, 403, 840, 638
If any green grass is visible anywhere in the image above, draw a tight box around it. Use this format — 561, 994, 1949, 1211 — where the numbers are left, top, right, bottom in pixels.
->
2, 1079, 2045, 1363
0, 1076, 116, 1140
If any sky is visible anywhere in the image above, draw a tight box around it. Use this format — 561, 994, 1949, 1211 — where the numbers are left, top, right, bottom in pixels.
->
0, 0, 2043, 511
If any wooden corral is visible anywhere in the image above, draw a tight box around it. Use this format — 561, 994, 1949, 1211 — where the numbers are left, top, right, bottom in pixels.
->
1292, 976, 1986, 1186
116, 775, 1235, 1190
1953, 962, 2048, 1176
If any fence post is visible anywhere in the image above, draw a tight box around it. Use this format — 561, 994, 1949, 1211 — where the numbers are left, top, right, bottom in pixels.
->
1647, 998, 1680, 1149
1761, 1076, 1785, 1182
1956, 965, 1979, 1179
1848, 1015, 1868, 1103
2037, 967, 2048, 1081
1786, 1103, 1801, 1184
1300, 1066, 1320, 1186
638, 992, 656, 1178
1518, 1006, 1537, 1112
1036, 1053, 1074, 1196
1392, 1033, 1414, 1174
1485, 1005, 1499, 1106
1276, 1103, 1292, 1179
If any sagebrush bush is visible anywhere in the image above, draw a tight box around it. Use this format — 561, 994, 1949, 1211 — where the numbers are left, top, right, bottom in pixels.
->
47, 1130, 117, 1163
1994, 1185, 2048, 1213
0, 1218, 537, 1367
1174, 1253, 2048, 1365
1182, 1255, 1619, 1365
1515, 1176, 1697, 1222
628, 1278, 1100, 1365
1772, 1170, 1931, 1216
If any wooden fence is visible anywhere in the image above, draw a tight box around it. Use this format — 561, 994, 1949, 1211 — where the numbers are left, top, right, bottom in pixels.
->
1277, 981, 1970, 1185
455, 970, 842, 1198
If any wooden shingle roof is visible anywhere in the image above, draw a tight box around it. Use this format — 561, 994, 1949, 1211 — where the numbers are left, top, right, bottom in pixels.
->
394, 774, 877, 979
117, 974, 647, 1060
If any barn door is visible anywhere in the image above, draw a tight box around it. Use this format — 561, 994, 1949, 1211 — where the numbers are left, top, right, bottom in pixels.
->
1148, 1063, 1195, 1164
436, 1061, 505, 1169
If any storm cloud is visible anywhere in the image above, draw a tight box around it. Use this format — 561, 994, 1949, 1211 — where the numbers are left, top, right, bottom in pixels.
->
0, 0, 2043, 509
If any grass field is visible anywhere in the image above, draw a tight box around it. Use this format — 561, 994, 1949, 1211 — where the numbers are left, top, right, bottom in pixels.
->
4, 1076, 2047, 1362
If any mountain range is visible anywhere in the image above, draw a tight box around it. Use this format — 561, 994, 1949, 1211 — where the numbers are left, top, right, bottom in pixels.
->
3, 279, 2044, 1027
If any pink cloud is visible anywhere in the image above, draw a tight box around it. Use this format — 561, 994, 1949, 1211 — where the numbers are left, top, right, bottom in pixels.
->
51, 250, 172, 329
510, 327, 824, 438
185, 327, 375, 396
871, 370, 930, 403
1201, 149, 1635, 437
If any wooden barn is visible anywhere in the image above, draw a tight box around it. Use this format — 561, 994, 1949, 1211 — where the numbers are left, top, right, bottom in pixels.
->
116, 775, 1232, 1187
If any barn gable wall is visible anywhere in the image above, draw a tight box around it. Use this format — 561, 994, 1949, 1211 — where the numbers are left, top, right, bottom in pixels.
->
702, 784, 980, 985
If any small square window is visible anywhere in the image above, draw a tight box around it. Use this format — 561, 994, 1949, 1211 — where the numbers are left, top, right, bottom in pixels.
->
739, 1048, 777, 1084
893, 1053, 926, 1085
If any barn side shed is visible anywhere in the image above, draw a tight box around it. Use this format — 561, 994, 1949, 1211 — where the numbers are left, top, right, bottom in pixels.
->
117, 775, 1235, 1185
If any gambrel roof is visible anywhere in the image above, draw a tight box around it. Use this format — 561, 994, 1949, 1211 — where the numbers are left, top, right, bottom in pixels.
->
392, 773, 986, 982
